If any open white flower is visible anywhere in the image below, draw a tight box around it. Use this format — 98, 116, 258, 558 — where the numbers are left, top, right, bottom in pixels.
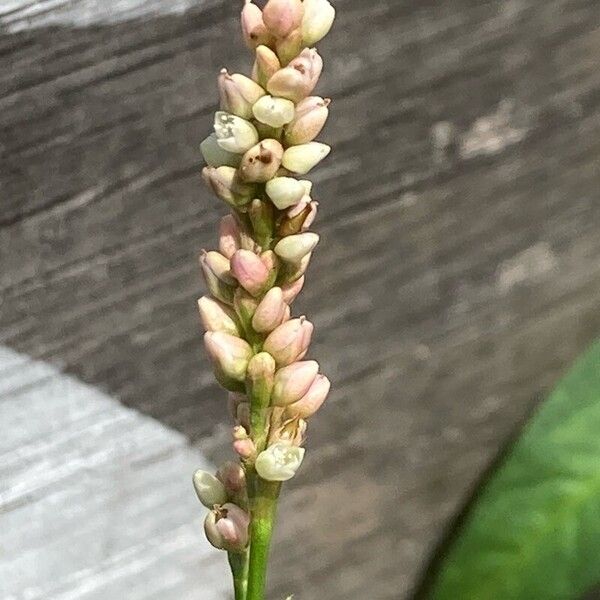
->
255, 442, 305, 482
214, 111, 259, 154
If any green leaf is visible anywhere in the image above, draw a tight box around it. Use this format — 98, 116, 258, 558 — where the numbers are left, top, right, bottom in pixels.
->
430, 341, 600, 600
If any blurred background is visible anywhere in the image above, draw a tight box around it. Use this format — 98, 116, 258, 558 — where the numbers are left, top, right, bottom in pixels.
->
1, 0, 600, 598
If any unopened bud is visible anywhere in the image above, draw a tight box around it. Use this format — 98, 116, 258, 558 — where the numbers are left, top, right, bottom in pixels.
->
252, 45, 282, 87
272, 360, 319, 405
204, 331, 253, 387
282, 142, 331, 174
267, 66, 310, 103
214, 111, 259, 154
234, 288, 260, 330
255, 442, 305, 482
287, 374, 330, 418
264, 317, 313, 366
233, 437, 257, 460
239, 139, 284, 182
204, 503, 250, 552
200, 251, 235, 305
217, 461, 247, 495
262, 0, 304, 39
218, 70, 266, 120
252, 287, 288, 333
280, 275, 305, 303
274, 232, 319, 263
275, 29, 304, 66
241, 0, 273, 49
284, 96, 330, 145
248, 199, 275, 249
201, 133, 242, 168
230, 249, 270, 296
301, 0, 336, 45
202, 251, 236, 285
266, 177, 306, 209
281, 251, 312, 283
198, 296, 241, 336
289, 48, 323, 90
252, 95, 296, 128
246, 352, 276, 408
193, 470, 228, 508
202, 166, 254, 207
219, 215, 242, 259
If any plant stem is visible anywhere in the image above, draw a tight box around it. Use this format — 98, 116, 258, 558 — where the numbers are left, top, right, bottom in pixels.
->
228, 550, 249, 600
246, 479, 282, 600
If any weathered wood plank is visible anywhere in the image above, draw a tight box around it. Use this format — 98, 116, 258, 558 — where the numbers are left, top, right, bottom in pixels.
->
0, 346, 228, 600
1, 0, 600, 598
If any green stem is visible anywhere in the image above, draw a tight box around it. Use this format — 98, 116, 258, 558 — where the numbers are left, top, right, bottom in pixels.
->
228, 550, 249, 600
246, 479, 282, 600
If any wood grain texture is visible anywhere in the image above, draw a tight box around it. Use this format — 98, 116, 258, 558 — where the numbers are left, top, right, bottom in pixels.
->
1, 0, 600, 598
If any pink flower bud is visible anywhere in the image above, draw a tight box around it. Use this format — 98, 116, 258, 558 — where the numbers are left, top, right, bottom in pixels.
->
198, 296, 241, 336
284, 96, 330, 145
274, 232, 319, 263
262, 0, 304, 39
241, 0, 273, 49
287, 374, 330, 418
204, 503, 250, 552
238, 139, 284, 183
252, 45, 282, 87
272, 360, 319, 405
217, 461, 247, 495
230, 249, 270, 296
280, 276, 305, 303
233, 437, 257, 460
267, 66, 310, 103
289, 48, 323, 90
263, 317, 313, 366
218, 215, 242, 259
252, 287, 288, 333
202, 166, 254, 207
204, 331, 253, 385
218, 69, 266, 120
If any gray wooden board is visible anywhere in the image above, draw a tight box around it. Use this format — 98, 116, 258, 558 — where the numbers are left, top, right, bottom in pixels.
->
0, 345, 229, 600
1, 0, 600, 598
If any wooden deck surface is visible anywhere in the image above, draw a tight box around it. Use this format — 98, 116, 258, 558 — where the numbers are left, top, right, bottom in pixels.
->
1, 0, 600, 598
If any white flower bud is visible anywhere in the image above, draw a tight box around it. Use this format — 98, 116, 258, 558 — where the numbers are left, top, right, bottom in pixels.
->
252, 95, 296, 128
255, 442, 305, 482
274, 232, 319, 263
302, 0, 336, 45
193, 470, 228, 508
266, 177, 306, 209
214, 111, 259, 154
282, 142, 331, 174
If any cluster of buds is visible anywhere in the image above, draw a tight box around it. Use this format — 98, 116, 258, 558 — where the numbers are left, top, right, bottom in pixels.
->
195, 0, 335, 556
